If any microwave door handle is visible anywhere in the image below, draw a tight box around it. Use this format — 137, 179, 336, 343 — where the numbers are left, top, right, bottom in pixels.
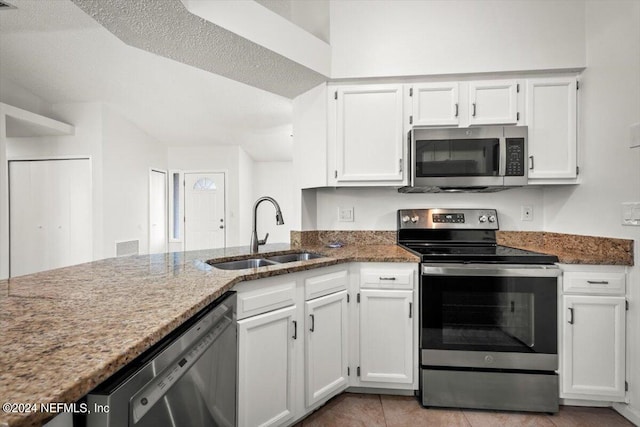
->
498, 137, 506, 176
409, 130, 415, 186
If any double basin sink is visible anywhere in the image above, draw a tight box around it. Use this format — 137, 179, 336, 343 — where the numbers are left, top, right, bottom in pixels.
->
210, 252, 324, 270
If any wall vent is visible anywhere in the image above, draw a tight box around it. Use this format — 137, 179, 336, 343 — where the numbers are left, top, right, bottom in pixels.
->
116, 240, 140, 257
0, 1, 17, 10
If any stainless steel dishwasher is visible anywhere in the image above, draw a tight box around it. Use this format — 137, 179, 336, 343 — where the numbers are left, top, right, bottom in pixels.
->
85, 291, 237, 427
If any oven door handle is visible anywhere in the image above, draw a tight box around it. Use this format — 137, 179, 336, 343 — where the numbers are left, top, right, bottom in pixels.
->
422, 264, 561, 277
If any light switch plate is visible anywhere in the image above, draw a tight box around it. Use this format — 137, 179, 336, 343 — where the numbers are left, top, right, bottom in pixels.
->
631, 123, 640, 148
338, 207, 354, 222
621, 202, 640, 225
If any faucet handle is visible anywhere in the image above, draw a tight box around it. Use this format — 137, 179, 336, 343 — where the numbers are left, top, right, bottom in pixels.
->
258, 233, 270, 245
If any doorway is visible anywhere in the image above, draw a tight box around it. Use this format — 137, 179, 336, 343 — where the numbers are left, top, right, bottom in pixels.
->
9, 158, 92, 277
149, 169, 168, 254
184, 172, 225, 251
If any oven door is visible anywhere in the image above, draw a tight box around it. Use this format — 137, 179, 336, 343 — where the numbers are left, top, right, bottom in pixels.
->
421, 264, 559, 371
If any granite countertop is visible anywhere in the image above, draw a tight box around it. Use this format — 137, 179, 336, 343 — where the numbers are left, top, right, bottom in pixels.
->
1, 229, 633, 427
496, 231, 634, 266
0, 243, 418, 427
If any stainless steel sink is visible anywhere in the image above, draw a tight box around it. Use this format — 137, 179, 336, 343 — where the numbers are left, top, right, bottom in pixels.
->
210, 258, 278, 270
266, 252, 324, 263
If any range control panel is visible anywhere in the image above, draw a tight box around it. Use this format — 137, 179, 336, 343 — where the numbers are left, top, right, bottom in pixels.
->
398, 208, 499, 230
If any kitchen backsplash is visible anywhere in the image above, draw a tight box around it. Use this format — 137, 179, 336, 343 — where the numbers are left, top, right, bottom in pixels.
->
292, 230, 634, 266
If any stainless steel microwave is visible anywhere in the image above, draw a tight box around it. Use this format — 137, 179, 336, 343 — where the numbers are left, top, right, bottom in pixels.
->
409, 126, 528, 189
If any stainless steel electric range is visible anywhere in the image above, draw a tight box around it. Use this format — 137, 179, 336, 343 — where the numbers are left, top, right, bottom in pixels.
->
397, 208, 561, 413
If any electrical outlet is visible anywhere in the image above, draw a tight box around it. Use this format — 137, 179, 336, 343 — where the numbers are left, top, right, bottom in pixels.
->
521, 205, 533, 221
338, 207, 354, 222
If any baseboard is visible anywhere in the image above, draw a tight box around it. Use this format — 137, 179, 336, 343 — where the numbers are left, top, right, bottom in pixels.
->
346, 387, 415, 396
613, 403, 640, 426
560, 398, 611, 407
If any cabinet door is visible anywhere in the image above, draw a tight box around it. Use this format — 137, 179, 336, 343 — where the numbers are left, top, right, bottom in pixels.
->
238, 305, 296, 427
305, 290, 349, 407
469, 80, 519, 125
334, 84, 404, 183
411, 83, 459, 126
561, 295, 626, 401
526, 77, 577, 180
359, 289, 413, 384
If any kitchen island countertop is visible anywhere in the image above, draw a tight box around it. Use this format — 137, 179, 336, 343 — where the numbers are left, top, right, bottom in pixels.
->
0, 243, 418, 427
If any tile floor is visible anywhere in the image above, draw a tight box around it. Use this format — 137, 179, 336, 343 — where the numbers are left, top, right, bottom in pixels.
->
296, 393, 636, 427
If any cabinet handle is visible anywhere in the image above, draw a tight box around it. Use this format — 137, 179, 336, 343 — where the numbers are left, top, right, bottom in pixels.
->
292, 320, 297, 340
380, 277, 396, 281
409, 302, 413, 319
399, 158, 403, 173
454, 103, 459, 117
568, 307, 574, 325
529, 155, 534, 170
587, 280, 609, 285
472, 103, 477, 117
310, 314, 315, 332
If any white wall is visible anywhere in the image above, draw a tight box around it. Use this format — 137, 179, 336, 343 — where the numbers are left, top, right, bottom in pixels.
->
252, 161, 294, 243
238, 147, 254, 246
1, 93, 169, 273
0, 78, 53, 117
330, 0, 586, 78
542, 1, 640, 421
102, 105, 168, 257
5, 102, 105, 261
314, 187, 545, 231
167, 145, 244, 247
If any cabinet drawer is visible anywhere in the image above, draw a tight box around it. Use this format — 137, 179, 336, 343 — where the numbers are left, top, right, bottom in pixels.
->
563, 271, 625, 295
361, 268, 414, 289
237, 280, 296, 319
305, 269, 348, 300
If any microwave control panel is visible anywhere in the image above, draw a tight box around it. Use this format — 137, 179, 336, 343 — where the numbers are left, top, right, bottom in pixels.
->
505, 138, 525, 176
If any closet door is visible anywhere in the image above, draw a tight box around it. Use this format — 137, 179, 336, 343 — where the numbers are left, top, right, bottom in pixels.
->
9, 159, 92, 277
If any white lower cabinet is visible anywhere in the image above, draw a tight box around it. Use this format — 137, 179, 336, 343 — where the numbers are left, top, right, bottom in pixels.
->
560, 265, 627, 403
235, 266, 350, 427
238, 305, 296, 427
235, 262, 418, 426
305, 290, 349, 406
359, 289, 413, 384
352, 263, 418, 390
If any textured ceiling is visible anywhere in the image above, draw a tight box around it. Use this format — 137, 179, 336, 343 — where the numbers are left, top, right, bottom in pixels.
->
0, 0, 297, 161
70, 0, 327, 99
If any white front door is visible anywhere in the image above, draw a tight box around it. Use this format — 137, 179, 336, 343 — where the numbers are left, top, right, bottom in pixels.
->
9, 159, 92, 277
184, 172, 225, 251
149, 169, 167, 254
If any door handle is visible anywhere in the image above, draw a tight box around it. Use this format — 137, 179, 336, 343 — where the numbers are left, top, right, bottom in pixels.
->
568, 307, 574, 325
309, 314, 315, 332
292, 320, 297, 340
409, 302, 412, 319
454, 103, 459, 117
472, 103, 477, 117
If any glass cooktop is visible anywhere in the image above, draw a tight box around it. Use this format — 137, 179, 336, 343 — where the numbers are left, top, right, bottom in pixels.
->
401, 244, 558, 264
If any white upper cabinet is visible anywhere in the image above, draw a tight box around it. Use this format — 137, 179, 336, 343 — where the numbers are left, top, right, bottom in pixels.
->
468, 80, 519, 125
408, 79, 520, 127
410, 83, 460, 126
526, 77, 578, 181
329, 84, 405, 186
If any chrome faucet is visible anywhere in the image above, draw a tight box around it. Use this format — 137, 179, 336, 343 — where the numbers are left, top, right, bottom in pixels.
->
250, 196, 284, 253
